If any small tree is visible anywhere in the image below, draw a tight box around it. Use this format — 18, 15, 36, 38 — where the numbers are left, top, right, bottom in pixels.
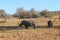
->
40, 10, 53, 18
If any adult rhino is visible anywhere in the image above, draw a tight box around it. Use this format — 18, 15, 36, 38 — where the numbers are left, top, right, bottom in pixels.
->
19, 20, 36, 29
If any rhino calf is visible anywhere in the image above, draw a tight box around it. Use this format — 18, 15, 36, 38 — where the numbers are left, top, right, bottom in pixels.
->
48, 20, 53, 28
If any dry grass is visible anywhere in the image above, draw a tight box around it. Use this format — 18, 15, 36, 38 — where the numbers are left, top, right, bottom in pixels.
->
0, 17, 60, 26
0, 28, 60, 40
0, 18, 60, 40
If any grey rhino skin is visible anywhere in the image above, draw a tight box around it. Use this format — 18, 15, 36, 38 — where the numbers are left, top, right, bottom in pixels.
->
19, 20, 36, 29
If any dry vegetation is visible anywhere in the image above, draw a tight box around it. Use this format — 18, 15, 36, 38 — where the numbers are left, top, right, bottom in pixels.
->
0, 28, 60, 40
0, 18, 60, 40
0, 17, 60, 27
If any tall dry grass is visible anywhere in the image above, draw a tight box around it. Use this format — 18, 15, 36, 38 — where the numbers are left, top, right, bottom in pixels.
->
0, 28, 60, 40
0, 18, 60, 40
0, 17, 60, 27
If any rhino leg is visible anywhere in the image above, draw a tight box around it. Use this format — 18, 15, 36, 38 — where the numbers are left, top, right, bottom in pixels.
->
33, 23, 36, 29
25, 26, 28, 29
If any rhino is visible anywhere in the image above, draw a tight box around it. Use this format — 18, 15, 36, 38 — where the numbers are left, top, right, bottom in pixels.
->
48, 20, 53, 28
19, 20, 36, 29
